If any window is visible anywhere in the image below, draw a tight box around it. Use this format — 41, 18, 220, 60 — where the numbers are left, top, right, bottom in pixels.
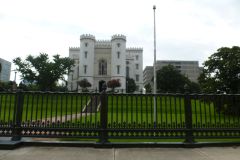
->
117, 52, 120, 59
99, 59, 107, 75
117, 43, 120, 47
85, 43, 88, 47
126, 61, 129, 65
117, 65, 120, 74
136, 55, 139, 60
136, 64, 139, 69
84, 51, 88, 58
84, 65, 87, 74
126, 66, 130, 77
136, 74, 139, 82
176, 66, 181, 69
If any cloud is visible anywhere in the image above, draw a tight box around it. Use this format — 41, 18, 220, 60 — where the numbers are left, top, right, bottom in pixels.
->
0, 0, 240, 82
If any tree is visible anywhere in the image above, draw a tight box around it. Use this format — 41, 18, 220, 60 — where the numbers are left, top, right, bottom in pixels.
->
78, 79, 92, 92
107, 79, 121, 92
144, 83, 152, 93
184, 80, 201, 93
126, 77, 136, 93
199, 46, 240, 93
13, 53, 74, 91
199, 46, 240, 115
156, 65, 188, 93
0, 81, 16, 91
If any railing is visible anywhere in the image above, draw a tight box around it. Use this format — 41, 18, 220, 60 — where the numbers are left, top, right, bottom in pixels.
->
0, 91, 240, 144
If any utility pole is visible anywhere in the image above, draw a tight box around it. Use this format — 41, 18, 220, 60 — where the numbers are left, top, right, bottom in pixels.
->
153, 5, 157, 126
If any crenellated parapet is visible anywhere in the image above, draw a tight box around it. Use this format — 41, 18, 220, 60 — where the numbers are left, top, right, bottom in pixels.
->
95, 40, 111, 48
111, 34, 126, 41
126, 47, 143, 52
80, 34, 96, 41
69, 47, 80, 51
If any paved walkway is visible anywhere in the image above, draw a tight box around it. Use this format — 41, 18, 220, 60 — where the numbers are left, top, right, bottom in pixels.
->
0, 146, 240, 160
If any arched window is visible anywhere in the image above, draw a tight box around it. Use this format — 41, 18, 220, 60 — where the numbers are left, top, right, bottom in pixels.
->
99, 59, 107, 75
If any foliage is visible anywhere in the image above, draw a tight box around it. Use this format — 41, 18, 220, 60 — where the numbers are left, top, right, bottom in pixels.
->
13, 53, 74, 91
78, 79, 91, 92
107, 79, 121, 91
156, 65, 201, 93
156, 65, 187, 93
126, 77, 136, 93
199, 46, 240, 93
54, 85, 68, 92
0, 81, 16, 91
18, 80, 40, 91
144, 83, 152, 93
184, 81, 201, 93
199, 46, 240, 115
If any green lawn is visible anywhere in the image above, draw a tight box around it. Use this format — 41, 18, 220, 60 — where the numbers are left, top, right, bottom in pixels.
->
0, 93, 239, 129
0, 93, 90, 122
78, 94, 240, 128
106, 95, 239, 127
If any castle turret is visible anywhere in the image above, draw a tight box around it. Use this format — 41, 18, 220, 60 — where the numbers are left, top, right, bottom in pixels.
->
111, 34, 126, 91
79, 34, 96, 91
68, 47, 80, 91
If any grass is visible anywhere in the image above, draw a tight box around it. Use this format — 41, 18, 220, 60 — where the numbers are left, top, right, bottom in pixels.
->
0, 93, 239, 128
85, 95, 239, 128
0, 93, 90, 122
1, 92, 240, 142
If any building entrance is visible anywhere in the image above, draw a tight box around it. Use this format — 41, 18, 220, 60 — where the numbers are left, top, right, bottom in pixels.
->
99, 80, 106, 92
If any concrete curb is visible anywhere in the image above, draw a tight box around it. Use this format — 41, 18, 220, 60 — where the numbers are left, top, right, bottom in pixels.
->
2, 140, 240, 149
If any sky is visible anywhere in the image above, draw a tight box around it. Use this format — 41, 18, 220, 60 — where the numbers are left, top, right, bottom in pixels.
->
0, 0, 240, 83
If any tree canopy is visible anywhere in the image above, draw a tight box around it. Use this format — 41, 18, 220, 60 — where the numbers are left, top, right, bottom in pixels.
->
13, 53, 74, 91
107, 79, 121, 91
199, 46, 240, 93
144, 83, 152, 93
78, 79, 92, 92
0, 81, 16, 91
156, 65, 200, 93
126, 77, 136, 93
156, 65, 187, 92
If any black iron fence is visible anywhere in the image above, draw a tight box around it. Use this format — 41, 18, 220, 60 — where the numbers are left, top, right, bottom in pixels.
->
0, 91, 240, 144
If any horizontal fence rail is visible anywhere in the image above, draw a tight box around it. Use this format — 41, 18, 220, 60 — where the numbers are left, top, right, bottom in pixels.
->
0, 91, 240, 144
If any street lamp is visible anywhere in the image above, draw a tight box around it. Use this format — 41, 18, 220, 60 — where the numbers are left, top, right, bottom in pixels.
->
153, 5, 157, 127
14, 71, 17, 82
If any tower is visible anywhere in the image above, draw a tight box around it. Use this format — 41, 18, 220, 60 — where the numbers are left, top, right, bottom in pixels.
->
79, 34, 95, 91
111, 34, 126, 91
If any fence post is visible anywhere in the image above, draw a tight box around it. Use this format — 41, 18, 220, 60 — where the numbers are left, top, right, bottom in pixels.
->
99, 83, 109, 144
11, 90, 24, 141
184, 93, 194, 144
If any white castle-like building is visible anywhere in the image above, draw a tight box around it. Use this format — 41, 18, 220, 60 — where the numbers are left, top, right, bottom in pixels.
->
67, 34, 143, 92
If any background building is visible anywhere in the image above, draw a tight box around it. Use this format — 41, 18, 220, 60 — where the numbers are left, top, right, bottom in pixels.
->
143, 66, 153, 88
68, 34, 143, 92
0, 58, 11, 82
143, 60, 201, 88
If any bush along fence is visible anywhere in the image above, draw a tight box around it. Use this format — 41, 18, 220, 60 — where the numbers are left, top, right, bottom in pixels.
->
0, 91, 240, 144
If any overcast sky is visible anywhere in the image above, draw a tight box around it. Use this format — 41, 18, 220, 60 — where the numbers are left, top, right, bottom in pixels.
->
1, 0, 240, 82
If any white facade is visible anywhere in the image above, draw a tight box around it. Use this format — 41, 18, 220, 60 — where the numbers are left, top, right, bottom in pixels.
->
68, 34, 143, 92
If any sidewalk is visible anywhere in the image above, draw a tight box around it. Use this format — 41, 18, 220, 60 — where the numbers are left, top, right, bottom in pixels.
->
0, 146, 240, 160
